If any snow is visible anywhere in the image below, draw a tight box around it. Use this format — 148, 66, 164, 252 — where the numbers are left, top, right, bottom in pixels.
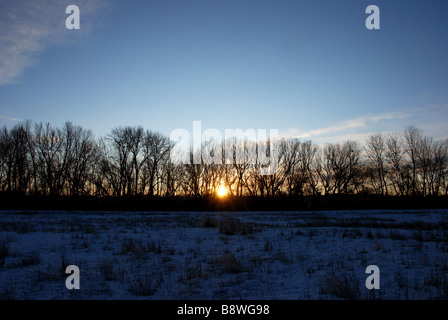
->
0, 209, 447, 300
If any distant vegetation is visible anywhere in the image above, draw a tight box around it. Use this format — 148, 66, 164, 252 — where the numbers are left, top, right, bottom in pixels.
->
0, 121, 447, 209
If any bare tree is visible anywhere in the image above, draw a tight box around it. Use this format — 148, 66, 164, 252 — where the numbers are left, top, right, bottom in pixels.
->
316, 145, 335, 195
402, 126, 423, 195
258, 138, 286, 197
365, 133, 388, 195
433, 139, 448, 195
386, 134, 411, 195
299, 140, 320, 195
161, 160, 184, 196
100, 126, 139, 196
224, 137, 251, 196
0, 127, 7, 191
142, 131, 172, 196
282, 139, 320, 196
280, 138, 301, 196
182, 149, 203, 196
0, 123, 32, 193
33, 123, 66, 195
317, 141, 361, 194
415, 135, 433, 196
419, 137, 448, 196
61, 122, 98, 196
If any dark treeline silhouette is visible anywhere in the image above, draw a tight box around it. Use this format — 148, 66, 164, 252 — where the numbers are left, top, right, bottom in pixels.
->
1, 121, 447, 210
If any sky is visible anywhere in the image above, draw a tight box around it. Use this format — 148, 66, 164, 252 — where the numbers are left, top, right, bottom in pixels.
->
1, 0, 448, 145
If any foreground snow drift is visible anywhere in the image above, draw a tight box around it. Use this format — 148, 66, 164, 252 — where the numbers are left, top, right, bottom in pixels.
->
0, 209, 447, 300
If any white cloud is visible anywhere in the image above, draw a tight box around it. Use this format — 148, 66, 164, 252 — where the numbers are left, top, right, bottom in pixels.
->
282, 105, 448, 145
0, 0, 110, 85
0, 114, 22, 122
282, 111, 411, 143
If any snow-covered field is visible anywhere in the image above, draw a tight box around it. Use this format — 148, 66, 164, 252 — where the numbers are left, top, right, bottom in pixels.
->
0, 209, 447, 300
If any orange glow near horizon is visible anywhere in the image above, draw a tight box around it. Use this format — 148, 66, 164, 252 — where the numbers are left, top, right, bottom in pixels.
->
217, 182, 228, 197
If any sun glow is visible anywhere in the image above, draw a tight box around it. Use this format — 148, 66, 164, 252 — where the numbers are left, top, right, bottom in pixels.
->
217, 183, 228, 197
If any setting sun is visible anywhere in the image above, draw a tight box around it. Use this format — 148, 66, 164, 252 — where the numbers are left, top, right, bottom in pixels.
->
217, 183, 228, 197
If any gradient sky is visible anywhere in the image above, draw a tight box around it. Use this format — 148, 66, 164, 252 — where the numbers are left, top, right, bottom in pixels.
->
1, 0, 448, 145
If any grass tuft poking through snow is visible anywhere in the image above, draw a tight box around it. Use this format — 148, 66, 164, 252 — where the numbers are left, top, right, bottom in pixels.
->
0, 209, 447, 299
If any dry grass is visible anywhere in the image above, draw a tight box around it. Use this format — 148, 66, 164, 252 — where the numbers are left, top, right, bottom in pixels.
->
209, 250, 243, 274
319, 269, 362, 300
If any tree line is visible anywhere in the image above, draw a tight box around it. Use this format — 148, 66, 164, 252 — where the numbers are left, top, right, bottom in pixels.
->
1, 121, 447, 198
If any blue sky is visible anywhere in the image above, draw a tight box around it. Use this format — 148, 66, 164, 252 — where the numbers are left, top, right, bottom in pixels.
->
1, 0, 448, 144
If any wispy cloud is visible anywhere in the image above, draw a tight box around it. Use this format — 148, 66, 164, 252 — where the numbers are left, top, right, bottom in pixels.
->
0, 0, 110, 85
283, 105, 448, 145
283, 111, 410, 141
0, 114, 22, 122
